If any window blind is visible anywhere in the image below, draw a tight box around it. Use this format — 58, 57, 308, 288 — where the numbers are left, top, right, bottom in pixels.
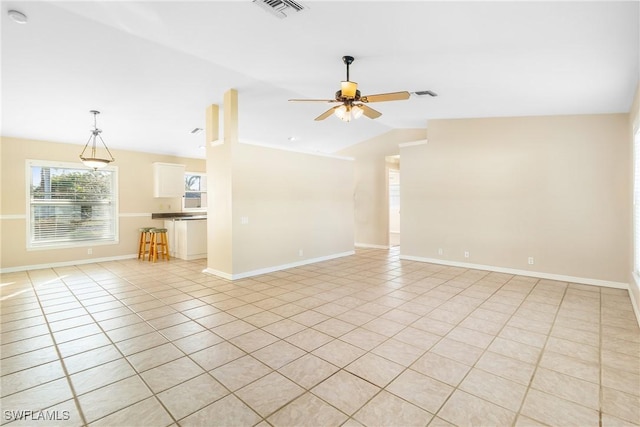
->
634, 130, 640, 273
28, 163, 116, 247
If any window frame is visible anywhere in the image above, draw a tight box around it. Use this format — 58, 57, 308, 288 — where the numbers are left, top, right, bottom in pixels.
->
182, 171, 207, 212
25, 159, 119, 250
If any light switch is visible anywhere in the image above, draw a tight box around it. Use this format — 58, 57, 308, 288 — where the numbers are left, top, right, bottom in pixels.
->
241, 216, 249, 225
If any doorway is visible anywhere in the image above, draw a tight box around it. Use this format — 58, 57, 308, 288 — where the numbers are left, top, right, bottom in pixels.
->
388, 167, 400, 247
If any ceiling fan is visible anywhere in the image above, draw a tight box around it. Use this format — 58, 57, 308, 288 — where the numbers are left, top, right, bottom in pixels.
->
289, 55, 414, 122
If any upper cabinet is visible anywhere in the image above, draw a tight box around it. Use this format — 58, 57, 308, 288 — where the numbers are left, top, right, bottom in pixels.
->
153, 162, 185, 198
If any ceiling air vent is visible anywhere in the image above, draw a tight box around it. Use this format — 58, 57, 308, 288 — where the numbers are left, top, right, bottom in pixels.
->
414, 90, 438, 97
253, 0, 306, 19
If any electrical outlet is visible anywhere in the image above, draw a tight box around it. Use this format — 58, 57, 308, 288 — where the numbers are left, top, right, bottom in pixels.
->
87, 248, 92, 255
464, 251, 470, 258
438, 248, 443, 255
298, 249, 303, 257
528, 257, 534, 265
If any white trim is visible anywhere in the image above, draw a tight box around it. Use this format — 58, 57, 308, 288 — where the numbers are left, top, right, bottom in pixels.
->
27, 239, 119, 252
399, 255, 628, 289
0, 254, 137, 274
0, 214, 26, 220
119, 213, 152, 218
181, 253, 207, 261
202, 267, 233, 280
238, 140, 355, 161
203, 250, 356, 280
398, 140, 428, 148
355, 243, 390, 250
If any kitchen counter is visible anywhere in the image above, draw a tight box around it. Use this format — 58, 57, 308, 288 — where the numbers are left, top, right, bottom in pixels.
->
151, 212, 206, 220
162, 218, 207, 260
170, 216, 206, 221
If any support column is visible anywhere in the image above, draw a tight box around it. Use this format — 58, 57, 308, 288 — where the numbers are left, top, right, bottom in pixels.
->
204, 89, 239, 279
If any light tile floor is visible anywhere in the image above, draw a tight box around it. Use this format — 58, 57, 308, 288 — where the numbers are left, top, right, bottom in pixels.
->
1, 248, 639, 427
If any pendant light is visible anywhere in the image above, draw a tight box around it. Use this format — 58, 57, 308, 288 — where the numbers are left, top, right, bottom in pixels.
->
79, 110, 115, 169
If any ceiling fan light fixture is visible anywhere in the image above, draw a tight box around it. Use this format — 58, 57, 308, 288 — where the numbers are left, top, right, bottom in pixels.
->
335, 104, 347, 120
351, 104, 364, 119
79, 110, 115, 170
341, 81, 358, 99
335, 104, 363, 122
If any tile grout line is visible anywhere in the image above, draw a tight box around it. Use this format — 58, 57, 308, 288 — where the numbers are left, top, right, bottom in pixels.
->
323, 267, 517, 425
5, 251, 635, 427
85, 260, 342, 426
511, 280, 570, 426
55, 265, 199, 426
417, 272, 541, 425
599, 287, 603, 427
67, 265, 245, 426
25, 269, 89, 427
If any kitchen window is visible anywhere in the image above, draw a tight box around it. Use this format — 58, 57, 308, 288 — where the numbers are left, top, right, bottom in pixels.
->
183, 172, 207, 210
26, 160, 118, 249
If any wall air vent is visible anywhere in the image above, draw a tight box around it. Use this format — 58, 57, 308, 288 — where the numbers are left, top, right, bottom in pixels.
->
253, 0, 306, 19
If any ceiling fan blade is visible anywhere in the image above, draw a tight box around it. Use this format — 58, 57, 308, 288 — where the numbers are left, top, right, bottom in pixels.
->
289, 99, 339, 103
360, 91, 411, 103
315, 106, 340, 121
359, 104, 382, 119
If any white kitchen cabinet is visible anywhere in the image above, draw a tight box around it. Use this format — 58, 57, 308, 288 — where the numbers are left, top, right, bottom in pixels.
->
153, 162, 185, 198
171, 219, 207, 260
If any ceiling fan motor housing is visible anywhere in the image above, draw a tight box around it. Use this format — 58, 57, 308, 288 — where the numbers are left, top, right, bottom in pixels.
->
336, 89, 361, 102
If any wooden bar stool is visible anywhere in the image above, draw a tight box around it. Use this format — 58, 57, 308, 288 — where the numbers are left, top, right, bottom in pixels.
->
137, 227, 153, 260
149, 228, 170, 262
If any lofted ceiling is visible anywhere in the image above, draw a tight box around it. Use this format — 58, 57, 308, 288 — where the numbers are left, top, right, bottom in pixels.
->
1, 1, 638, 159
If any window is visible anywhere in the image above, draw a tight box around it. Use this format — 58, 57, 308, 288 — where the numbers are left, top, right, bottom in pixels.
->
183, 172, 207, 210
27, 160, 118, 249
635, 129, 640, 273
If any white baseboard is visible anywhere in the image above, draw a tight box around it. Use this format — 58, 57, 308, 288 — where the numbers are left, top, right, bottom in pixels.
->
400, 255, 628, 290
203, 250, 356, 281
355, 243, 390, 250
202, 267, 233, 280
179, 253, 207, 261
0, 254, 138, 274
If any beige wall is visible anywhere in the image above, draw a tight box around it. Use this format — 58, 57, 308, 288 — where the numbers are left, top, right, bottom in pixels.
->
401, 114, 631, 285
206, 140, 354, 279
338, 128, 427, 247
0, 136, 204, 271
231, 143, 354, 275
205, 89, 354, 279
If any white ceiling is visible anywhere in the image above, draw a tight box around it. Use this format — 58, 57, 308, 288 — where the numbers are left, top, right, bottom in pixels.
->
2, 1, 638, 159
